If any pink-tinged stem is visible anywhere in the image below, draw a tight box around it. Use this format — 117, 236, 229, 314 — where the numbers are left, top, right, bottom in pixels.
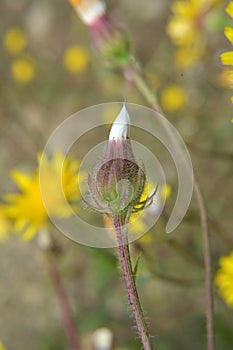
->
113, 214, 153, 350
48, 260, 81, 350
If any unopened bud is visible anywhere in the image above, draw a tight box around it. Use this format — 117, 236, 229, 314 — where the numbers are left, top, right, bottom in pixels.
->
69, 0, 131, 68
85, 105, 147, 216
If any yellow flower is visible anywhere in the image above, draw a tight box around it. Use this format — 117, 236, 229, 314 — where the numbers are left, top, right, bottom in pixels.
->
224, 26, 233, 44
226, 1, 233, 18
11, 57, 36, 84
0, 342, 7, 350
167, 0, 219, 68
63, 45, 89, 74
161, 85, 186, 112
0, 206, 11, 243
4, 152, 82, 241
221, 2, 233, 104
3, 27, 27, 55
221, 51, 233, 66
215, 251, 233, 307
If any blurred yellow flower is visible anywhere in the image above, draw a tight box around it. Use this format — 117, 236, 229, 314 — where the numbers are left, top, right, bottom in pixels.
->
0, 206, 11, 243
4, 152, 82, 241
221, 1, 233, 104
215, 251, 233, 307
226, 0, 233, 17
161, 85, 186, 112
63, 45, 89, 74
221, 51, 233, 65
11, 57, 35, 84
167, 0, 219, 68
0, 342, 7, 350
3, 27, 27, 55
224, 26, 233, 44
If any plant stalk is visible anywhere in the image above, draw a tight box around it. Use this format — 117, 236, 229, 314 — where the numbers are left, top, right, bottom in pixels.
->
113, 214, 153, 350
47, 257, 81, 350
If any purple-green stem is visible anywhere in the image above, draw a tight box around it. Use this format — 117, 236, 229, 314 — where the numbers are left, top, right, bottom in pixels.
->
113, 214, 153, 350
47, 258, 81, 350
126, 65, 215, 350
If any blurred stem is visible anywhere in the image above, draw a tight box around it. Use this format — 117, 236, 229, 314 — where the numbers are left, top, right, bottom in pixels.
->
113, 214, 154, 350
124, 64, 162, 114
45, 253, 81, 350
124, 64, 215, 350
193, 181, 215, 350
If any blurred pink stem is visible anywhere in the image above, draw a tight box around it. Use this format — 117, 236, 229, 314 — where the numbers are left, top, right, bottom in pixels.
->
114, 214, 153, 350
48, 260, 81, 350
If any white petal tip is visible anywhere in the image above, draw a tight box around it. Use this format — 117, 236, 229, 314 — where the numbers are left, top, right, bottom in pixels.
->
109, 105, 130, 140
74, 1, 106, 25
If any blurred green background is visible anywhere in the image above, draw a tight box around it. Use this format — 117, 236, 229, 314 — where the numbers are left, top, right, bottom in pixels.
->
0, 0, 232, 349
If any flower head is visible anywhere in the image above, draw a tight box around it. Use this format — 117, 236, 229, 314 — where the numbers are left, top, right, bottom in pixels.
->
4, 152, 82, 240
84, 106, 149, 218
3, 27, 27, 55
167, 0, 220, 68
215, 251, 233, 307
63, 45, 89, 74
11, 57, 36, 84
160, 85, 186, 112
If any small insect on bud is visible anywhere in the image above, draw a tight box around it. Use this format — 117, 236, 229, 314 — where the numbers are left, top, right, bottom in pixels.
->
84, 105, 149, 218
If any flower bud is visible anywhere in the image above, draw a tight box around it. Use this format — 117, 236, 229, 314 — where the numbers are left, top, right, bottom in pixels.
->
69, 0, 131, 68
85, 105, 147, 216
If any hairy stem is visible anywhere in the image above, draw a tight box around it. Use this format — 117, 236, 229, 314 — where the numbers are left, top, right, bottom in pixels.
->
113, 214, 153, 350
47, 257, 81, 350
